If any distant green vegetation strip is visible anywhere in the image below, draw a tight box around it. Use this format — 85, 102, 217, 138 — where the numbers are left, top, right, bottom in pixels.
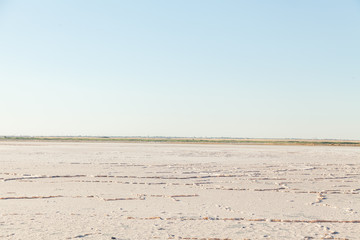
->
1, 137, 360, 146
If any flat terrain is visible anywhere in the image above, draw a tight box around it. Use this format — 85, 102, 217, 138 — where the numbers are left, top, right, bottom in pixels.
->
2, 137, 360, 146
0, 142, 359, 239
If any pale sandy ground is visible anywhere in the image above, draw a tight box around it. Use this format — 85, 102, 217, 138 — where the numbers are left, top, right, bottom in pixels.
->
0, 142, 359, 240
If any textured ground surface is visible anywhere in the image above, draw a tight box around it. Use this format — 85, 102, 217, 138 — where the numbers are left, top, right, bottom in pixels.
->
0, 142, 359, 239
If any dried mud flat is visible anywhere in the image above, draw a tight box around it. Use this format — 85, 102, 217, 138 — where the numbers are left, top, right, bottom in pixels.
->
0, 142, 359, 239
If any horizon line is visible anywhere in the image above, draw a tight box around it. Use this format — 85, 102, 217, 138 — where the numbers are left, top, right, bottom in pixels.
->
1, 135, 360, 142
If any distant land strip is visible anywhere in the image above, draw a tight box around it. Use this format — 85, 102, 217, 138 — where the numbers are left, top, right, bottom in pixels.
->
1, 136, 360, 146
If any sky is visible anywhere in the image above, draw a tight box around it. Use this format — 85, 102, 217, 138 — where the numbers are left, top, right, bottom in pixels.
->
0, 0, 359, 139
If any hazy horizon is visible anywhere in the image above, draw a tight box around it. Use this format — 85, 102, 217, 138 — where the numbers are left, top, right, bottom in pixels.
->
1, 1, 359, 139
2, 135, 360, 141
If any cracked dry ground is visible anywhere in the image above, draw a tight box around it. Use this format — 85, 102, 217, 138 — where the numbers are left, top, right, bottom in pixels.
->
0, 142, 359, 239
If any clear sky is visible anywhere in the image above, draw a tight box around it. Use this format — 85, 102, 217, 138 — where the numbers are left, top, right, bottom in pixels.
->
0, 0, 359, 139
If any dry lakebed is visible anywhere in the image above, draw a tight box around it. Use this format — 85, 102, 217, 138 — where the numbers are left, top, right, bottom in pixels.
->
0, 141, 359, 239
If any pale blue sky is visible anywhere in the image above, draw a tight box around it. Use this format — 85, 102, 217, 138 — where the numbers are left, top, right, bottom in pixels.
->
0, 0, 359, 139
